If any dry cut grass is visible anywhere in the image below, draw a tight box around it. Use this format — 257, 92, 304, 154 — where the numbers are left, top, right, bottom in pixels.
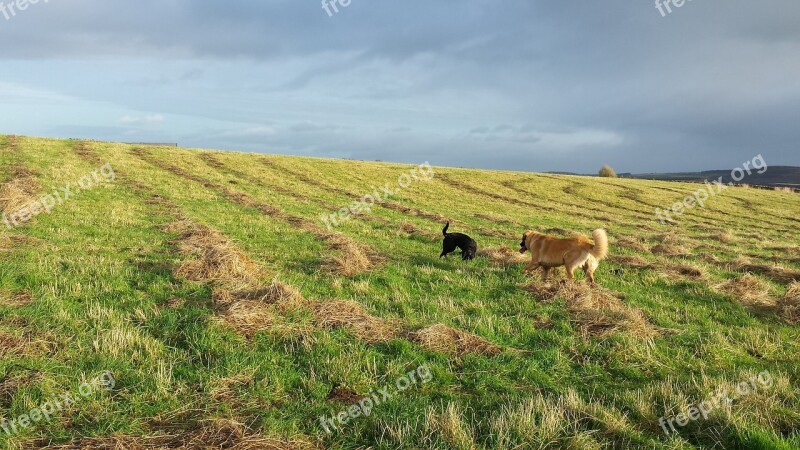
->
478, 246, 528, 266
524, 280, 656, 338
212, 282, 305, 338
0, 166, 41, 216
410, 324, 502, 356
24, 419, 317, 449
650, 243, 692, 257
715, 275, 800, 324
166, 220, 267, 291
320, 235, 384, 278
310, 300, 400, 344
732, 256, 800, 284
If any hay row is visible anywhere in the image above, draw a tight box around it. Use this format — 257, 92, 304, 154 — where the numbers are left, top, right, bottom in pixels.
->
72, 143, 180, 215
163, 217, 500, 354
262, 157, 456, 225
161, 218, 300, 338
609, 255, 705, 282
310, 300, 400, 344
732, 256, 800, 284
399, 222, 439, 241
71, 147, 288, 339
472, 212, 520, 226
499, 180, 623, 224
73, 141, 105, 165
23, 418, 317, 450
524, 280, 657, 338
198, 153, 338, 210
714, 276, 800, 325
212, 283, 305, 338
2, 134, 19, 152
307, 299, 503, 356
535, 178, 652, 223
133, 148, 382, 277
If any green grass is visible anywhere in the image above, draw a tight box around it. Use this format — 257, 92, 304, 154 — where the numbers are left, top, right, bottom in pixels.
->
1, 135, 799, 449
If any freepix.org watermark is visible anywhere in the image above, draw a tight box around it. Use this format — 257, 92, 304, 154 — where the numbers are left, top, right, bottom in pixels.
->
321, 0, 352, 17
1, 371, 115, 437
319, 365, 433, 434
659, 370, 773, 435
321, 162, 434, 230
655, 0, 694, 17
0, 0, 49, 21
2, 162, 116, 229
655, 154, 767, 225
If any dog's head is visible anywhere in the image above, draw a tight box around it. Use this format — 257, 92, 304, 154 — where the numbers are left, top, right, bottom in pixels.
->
520, 231, 530, 254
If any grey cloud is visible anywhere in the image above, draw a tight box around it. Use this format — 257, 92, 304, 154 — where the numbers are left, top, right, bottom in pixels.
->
0, 0, 798, 172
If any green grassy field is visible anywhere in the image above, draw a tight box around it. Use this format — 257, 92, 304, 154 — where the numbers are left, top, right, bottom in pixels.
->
1, 135, 798, 449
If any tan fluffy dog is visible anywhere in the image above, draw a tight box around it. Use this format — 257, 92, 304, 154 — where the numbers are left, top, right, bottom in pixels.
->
519, 229, 608, 283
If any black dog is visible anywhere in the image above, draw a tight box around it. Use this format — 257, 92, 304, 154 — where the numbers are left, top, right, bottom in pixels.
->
440, 222, 478, 261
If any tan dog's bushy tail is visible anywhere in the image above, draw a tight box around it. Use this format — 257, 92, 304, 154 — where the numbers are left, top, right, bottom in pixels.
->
590, 229, 609, 261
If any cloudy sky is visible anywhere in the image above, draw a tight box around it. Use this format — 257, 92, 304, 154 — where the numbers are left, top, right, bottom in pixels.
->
1, 0, 798, 173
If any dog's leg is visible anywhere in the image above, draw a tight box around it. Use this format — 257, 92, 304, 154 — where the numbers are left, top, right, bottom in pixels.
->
584, 258, 599, 284
441, 241, 456, 258
524, 256, 539, 273
583, 266, 595, 284
542, 267, 551, 281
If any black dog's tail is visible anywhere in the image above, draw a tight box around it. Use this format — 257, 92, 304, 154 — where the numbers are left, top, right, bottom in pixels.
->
442, 221, 450, 236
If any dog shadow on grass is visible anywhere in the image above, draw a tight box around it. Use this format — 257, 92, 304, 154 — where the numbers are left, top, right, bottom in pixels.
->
406, 254, 476, 271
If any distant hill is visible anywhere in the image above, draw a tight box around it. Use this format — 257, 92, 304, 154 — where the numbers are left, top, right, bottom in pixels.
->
620, 166, 800, 189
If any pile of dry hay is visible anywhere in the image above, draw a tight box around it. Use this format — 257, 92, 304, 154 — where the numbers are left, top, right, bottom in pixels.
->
320, 235, 384, 278
609, 256, 704, 281
24, 419, 317, 450
714, 275, 800, 325
615, 238, 649, 252
311, 300, 400, 344
135, 147, 383, 278
167, 219, 293, 337
212, 282, 305, 338
650, 243, 692, 257
659, 263, 705, 281
165, 219, 503, 354
410, 324, 502, 356
732, 256, 800, 284
399, 222, 438, 240
166, 220, 267, 291
0, 166, 41, 217
524, 280, 656, 338
478, 246, 528, 266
